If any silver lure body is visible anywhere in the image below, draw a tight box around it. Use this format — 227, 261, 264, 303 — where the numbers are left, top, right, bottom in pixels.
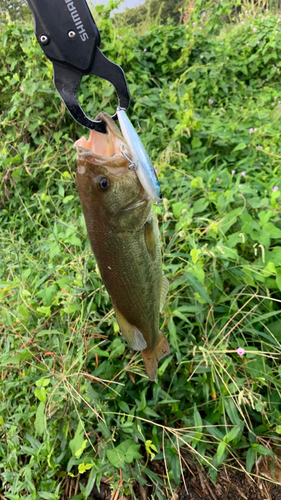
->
117, 108, 162, 203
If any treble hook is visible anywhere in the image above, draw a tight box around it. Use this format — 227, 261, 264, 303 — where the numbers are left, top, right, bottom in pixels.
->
121, 144, 137, 170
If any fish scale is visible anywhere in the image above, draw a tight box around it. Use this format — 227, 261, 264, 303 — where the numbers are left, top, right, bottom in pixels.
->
86, 222, 161, 341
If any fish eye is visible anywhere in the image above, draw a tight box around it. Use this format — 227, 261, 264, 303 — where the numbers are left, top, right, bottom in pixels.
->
96, 175, 110, 192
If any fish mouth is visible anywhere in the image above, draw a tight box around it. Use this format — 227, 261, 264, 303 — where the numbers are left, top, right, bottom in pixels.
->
75, 145, 127, 171
74, 112, 127, 160
123, 195, 149, 211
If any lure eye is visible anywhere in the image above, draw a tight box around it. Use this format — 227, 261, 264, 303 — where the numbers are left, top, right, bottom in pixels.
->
96, 175, 110, 192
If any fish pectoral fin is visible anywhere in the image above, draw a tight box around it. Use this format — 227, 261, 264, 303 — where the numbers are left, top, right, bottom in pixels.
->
144, 219, 156, 259
141, 332, 170, 381
113, 304, 147, 351
160, 275, 169, 312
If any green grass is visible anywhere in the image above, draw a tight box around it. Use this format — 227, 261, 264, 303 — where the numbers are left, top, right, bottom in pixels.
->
1, 1, 281, 498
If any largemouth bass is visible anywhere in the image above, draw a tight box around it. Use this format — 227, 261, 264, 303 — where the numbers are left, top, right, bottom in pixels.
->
116, 108, 162, 204
74, 113, 169, 381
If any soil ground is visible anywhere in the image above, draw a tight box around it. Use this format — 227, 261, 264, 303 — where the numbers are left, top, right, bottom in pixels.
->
82, 455, 281, 500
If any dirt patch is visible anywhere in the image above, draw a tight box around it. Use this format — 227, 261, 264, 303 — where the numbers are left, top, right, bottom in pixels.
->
83, 457, 281, 500
177, 466, 271, 500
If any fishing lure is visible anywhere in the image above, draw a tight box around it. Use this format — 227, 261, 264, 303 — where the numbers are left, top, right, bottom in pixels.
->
117, 108, 163, 203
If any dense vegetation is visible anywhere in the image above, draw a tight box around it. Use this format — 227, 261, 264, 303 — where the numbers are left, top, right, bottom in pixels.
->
1, 0, 281, 498
0, 0, 30, 21
114, 0, 188, 28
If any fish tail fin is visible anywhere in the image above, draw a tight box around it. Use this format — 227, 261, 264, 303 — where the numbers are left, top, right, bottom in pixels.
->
141, 332, 170, 381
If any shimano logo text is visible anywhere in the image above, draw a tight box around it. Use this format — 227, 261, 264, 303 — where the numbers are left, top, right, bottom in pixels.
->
65, 0, 89, 42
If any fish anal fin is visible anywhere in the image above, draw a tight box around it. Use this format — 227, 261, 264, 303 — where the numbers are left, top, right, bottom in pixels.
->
144, 220, 156, 259
113, 304, 147, 351
141, 332, 170, 381
134, 328, 147, 351
160, 275, 169, 312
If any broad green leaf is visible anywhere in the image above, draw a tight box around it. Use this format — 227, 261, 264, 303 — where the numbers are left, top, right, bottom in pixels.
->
107, 440, 142, 468
190, 248, 202, 265
171, 453, 181, 486
91, 347, 109, 358
258, 210, 274, 226
35, 402, 45, 436
184, 272, 212, 305
224, 398, 240, 426
78, 462, 94, 474
216, 441, 227, 464
223, 425, 242, 444
145, 440, 158, 460
233, 142, 247, 151
172, 310, 192, 323
69, 422, 84, 457
192, 404, 203, 447
118, 440, 142, 463
172, 201, 190, 219
191, 137, 202, 149
75, 439, 87, 458
255, 402, 264, 412
193, 404, 202, 431
188, 263, 205, 284
168, 316, 180, 353
192, 198, 209, 214
36, 377, 50, 388
118, 401, 130, 414
246, 447, 256, 473
36, 306, 51, 317
220, 208, 242, 235
85, 465, 100, 497
37, 284, 57, 306
205, 422, 224, 440
107, 447, 123, 468
68, 235, 82, 247
190, 176, 204, 189
263, 222, 281, 238
34, 387, 47, 403
1, 351, 32, 365
262, 261, 276, 277
254, 444, 275, 456
63, 195, 74, 204
276, 268, 281, 291
158, 355, 173, 376
37, 493, 58, 500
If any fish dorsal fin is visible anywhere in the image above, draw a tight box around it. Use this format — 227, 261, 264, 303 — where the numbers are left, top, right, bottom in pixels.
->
113, 304, 147, 351
144, 219, 156, 259
160, 275, 169, 312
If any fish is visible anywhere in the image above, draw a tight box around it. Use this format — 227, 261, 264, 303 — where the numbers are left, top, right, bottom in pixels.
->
116, 108, 163, 204
74, 112, 169, 381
